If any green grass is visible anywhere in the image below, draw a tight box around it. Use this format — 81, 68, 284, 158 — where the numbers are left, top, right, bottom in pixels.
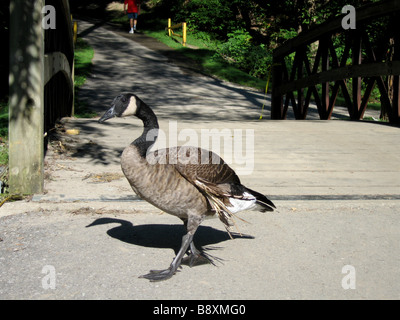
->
73, 37, 97, 118
74, 38, 94, 87
177, 46, 266, 90
145, 29, 267, 90
0, 99, 8, 166
0, 99, 8, 138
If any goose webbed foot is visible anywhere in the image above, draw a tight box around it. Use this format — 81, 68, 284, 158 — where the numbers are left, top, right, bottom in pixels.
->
181, 242, 212, 267
139, 266, 180, 282
181, 252, 211, 267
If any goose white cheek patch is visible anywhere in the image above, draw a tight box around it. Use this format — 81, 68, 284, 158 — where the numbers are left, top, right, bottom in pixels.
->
122, 96, 138, 116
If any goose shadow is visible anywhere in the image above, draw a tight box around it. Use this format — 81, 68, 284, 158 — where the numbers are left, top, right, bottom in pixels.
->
86, 217, 254, 264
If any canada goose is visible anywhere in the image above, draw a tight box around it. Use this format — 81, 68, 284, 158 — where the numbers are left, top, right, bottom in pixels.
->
98, 93, 275, 281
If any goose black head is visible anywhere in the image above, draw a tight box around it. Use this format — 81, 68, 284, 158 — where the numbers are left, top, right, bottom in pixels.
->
98, 93, 141, 123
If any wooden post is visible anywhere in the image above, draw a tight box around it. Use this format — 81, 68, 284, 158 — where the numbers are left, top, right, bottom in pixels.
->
9, 0, 44, 194
182, 22, 187, 47
352, 31, 362, 120
296, 47, 305, 119
392, 19, 400, 123
167, 18, 171, 37
271, 57, 284, 119
72, 17, 77, 116
393, 75, 400, 123
320, 38, 330, 120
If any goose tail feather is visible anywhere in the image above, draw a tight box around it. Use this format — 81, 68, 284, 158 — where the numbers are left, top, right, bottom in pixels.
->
244, 187, 276, 212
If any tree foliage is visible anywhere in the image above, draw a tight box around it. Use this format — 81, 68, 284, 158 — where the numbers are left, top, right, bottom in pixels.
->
150, 0, 386, 79
161, 0, 382, 44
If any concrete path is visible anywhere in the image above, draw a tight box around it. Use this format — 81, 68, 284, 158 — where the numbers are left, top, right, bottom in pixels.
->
1, 20, 400, 300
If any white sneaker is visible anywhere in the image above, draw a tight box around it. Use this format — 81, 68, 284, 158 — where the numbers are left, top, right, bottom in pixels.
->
129, 29, 134, 34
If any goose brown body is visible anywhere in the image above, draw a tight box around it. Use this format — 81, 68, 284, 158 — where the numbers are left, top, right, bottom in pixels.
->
98, 93, 275, 281
121, 146, 211, 220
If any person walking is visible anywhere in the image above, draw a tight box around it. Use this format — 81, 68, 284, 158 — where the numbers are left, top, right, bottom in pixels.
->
124, 0, 141, 34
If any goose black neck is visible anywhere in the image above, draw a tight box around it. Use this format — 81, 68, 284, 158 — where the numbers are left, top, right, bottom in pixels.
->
133, 101, 159, 158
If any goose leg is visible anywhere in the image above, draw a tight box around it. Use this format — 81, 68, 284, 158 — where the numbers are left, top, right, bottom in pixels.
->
181, 217, 211, 267
139, 215, 203, 282
139, 232, 194, 281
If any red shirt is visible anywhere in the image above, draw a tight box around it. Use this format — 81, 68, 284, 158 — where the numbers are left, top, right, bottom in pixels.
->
124, 0, 140, 13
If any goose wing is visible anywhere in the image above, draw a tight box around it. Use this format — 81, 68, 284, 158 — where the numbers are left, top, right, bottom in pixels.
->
170, 146, 241, 193
150, 146, 275, 231
158, 147, 274, 232
170, 147, 243, 230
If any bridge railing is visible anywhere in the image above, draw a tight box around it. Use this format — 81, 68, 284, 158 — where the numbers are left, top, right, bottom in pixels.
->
271, 0, 400, 123
9, 0, 75, 194
44, 0, 75, 133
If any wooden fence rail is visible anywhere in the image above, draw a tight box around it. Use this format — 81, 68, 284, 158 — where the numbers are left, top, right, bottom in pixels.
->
9, 0, 74, 194
167, 18, 187, 47
271, 0, 400, 123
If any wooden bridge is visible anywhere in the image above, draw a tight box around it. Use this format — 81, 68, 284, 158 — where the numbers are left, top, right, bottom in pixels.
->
271, 0, 400, 123
9, 0, 74, 194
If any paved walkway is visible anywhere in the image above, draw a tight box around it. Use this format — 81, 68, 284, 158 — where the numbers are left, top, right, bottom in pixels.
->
1, 19, 400, 300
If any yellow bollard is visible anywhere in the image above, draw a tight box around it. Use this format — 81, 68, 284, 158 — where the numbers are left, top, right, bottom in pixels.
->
168, 18, 171, 37
73, 21, 78, 45
182, 22, 187, 46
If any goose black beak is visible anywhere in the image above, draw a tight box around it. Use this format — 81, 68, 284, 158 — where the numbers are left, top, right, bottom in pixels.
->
98, 106, 116, 123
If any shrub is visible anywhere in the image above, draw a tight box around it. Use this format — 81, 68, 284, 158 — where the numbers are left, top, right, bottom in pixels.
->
173, 0, 241, 38
216, 29, 272, 79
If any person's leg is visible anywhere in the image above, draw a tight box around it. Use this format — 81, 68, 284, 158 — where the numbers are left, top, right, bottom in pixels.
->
133, 12, 138, 30
128, 13, 134, 33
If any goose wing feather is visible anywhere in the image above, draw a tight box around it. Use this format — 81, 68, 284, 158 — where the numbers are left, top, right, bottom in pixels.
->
177, 147, 240, 186
151, 146, 240, 186
154, 146, 269, 231
150, 146, 274, 231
